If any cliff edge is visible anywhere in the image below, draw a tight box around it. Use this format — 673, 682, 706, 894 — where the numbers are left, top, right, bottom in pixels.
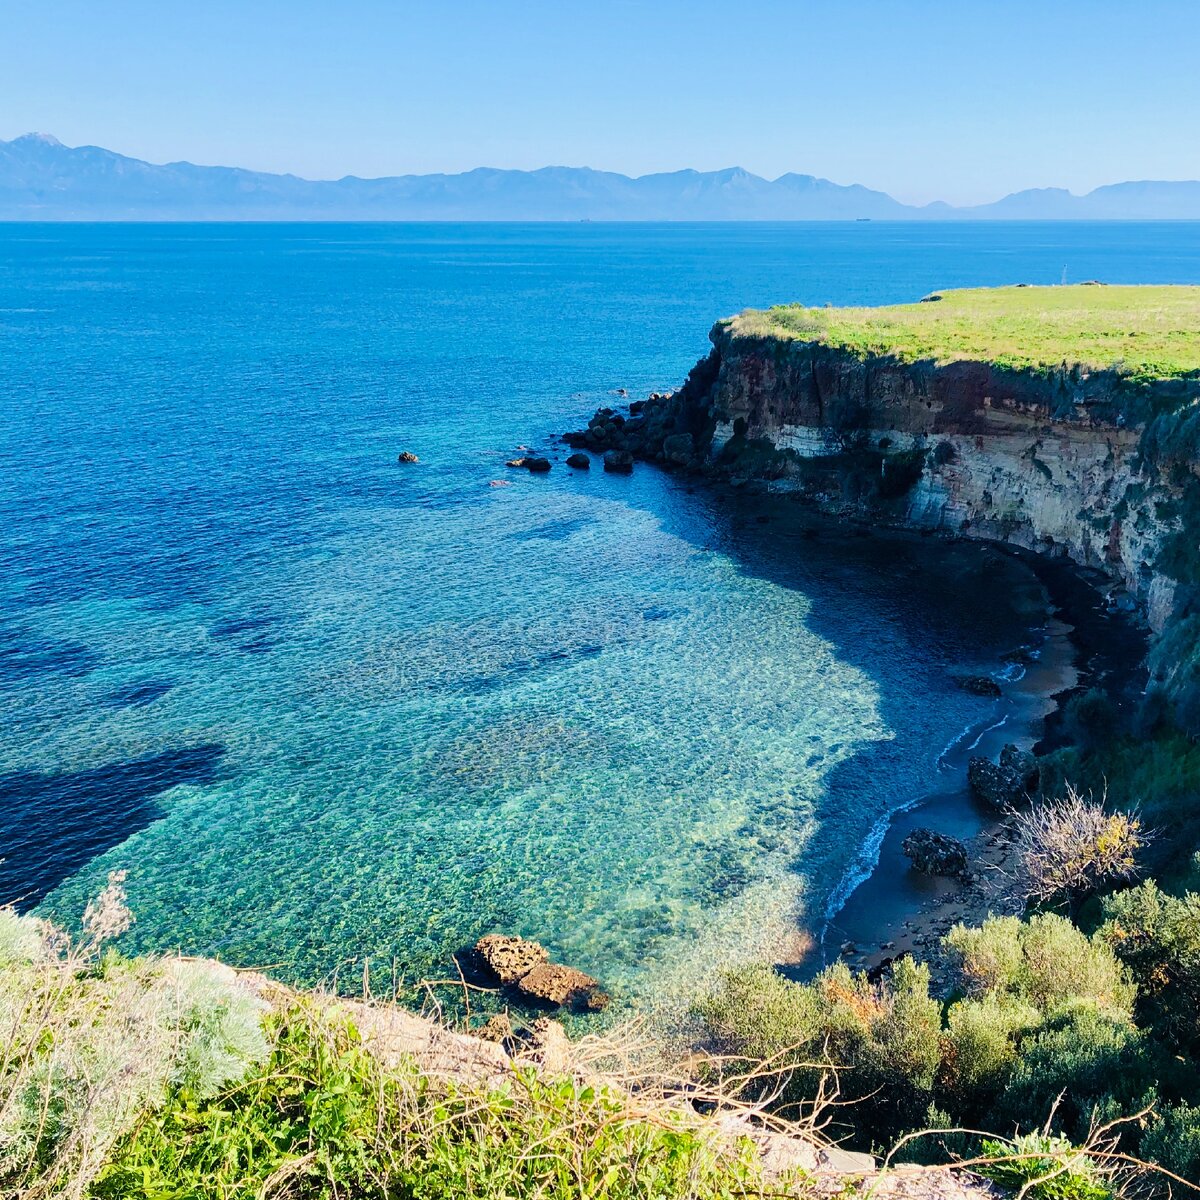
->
570, 285, 1200, 721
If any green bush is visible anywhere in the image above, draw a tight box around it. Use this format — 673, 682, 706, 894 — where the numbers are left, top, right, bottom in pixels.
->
1141, 1101, 1200, 1184
0, 895, 268, 1199
1061, 690, 1119, 754
976, 1132, 1114, 1200
1099, 881, 1200, 1056
943, 914, 1135, 1017
993, 1004, 1154, 1142
942, 994, 1040, 1108
97, 1003, 769, 1200
698, 958, 942, 1145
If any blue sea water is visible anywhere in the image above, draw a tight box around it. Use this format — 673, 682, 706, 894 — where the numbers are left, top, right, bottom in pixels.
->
2, 222, 1198, 1007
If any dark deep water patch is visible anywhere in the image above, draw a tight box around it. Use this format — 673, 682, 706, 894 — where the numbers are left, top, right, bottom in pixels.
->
0, 744, 225, 910
0, 627, 99, 682
104, 679, 175, 708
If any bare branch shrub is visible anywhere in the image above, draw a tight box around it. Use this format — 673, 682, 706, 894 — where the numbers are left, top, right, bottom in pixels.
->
1010, 785, 1147, 913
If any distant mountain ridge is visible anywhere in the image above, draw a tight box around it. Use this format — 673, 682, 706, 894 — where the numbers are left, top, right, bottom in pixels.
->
2, 133, 1199, 221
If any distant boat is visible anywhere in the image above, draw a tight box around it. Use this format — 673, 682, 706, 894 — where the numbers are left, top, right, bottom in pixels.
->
856, 217, 872, 222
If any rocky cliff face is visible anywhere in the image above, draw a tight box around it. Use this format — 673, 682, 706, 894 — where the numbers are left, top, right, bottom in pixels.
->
574, 322, 1197, 637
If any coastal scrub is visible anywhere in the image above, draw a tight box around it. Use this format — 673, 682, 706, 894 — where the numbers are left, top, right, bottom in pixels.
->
728, 285, 1200, 385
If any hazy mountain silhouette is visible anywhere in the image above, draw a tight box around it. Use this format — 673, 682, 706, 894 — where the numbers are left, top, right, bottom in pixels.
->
3, 134, 1198, 220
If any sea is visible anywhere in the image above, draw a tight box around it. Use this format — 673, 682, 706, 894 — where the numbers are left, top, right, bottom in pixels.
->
2, 221, 1198, 1009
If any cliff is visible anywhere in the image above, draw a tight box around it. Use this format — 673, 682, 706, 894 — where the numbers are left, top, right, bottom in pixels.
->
569, 286, 1200, 713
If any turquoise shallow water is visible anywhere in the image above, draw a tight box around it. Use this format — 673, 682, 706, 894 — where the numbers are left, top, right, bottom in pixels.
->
2, 222, 1198, 1006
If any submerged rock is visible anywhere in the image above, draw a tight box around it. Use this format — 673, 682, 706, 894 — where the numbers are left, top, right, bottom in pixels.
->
474, 933, 549, 983
603, 449, 634, 474
954, 674, 1002, 698
902, 828, 970, 879
566, 452, 590, 469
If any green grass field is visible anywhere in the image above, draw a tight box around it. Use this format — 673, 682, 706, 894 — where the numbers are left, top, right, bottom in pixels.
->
730, 285, 1200, 383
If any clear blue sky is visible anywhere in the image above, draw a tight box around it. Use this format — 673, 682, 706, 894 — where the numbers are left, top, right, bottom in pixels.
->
3, 0, 1198, 205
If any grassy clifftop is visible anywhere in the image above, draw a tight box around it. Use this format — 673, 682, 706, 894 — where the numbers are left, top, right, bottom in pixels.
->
729, 285, 1200, 384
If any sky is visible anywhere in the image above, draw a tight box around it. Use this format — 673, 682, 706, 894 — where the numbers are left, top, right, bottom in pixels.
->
3, 0, 1199, 206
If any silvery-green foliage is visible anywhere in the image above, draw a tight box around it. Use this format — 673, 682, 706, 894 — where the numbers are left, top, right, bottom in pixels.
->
161, 960, 270, 1097
0, 908, 47, 967
0, 896, 270, 1198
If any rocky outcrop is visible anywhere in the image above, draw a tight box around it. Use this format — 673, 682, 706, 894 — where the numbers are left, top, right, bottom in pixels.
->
574, 326, 1192, 625
475, 933, 549, 983
517, 962, 609, 1010
968, 744, 1040, 809
954, 675, 1002, 699
902, 829, 971, 880
570, 313, 1200, 718
472, 933, 610, 1012
505, 454, 552, 473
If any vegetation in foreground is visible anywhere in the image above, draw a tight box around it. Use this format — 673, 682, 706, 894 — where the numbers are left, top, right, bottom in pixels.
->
699, 778, 1200, 1191
729, 285, 1200, 383
5, 875, 1185, 1199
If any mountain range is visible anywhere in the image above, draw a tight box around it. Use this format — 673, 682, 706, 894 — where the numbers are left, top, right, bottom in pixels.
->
3, 133, 1200, 221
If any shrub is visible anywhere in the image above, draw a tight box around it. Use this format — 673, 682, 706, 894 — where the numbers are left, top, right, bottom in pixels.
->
877, 448, 927, 499
1099, 881, 1200, 1055
993, 1005, 1154, 1142
96, 1002, 769, 1200
1061, 690, 1119, 754
0, 880, 268, 1200
976, 1132, 1114, 1200
943, 914, 1135, 1018
941, 994, 1040, 1108
1009, 786, 1146, 914
699, 958, 941, 1145
1141, 1101, 1200, 1184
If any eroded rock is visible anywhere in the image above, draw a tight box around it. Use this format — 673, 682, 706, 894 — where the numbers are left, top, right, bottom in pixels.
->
955, 674, 1002, 698
566, 452, 590, 469
474, 933, 549, 983
968, 743, 1039, 809
902, 828, 970, 879
516, 962, 610, 1010
397, 451, 420, 464
603, 449, 633, 474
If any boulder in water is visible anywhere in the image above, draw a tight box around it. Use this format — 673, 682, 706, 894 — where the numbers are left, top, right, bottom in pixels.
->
955, 674, 1002, 698
516, 962, 609, 1011
902, 828, 970, 879
603, 449, 634, 474
474, 934, 549, 983
566, 452, 590, 469
397, 451, 420, 463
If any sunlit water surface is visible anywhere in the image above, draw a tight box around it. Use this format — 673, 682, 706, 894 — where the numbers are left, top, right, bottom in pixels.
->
2, 222, 1197, 1007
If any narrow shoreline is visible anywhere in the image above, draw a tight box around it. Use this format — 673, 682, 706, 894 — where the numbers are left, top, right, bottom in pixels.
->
813, 542, 1148, 987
